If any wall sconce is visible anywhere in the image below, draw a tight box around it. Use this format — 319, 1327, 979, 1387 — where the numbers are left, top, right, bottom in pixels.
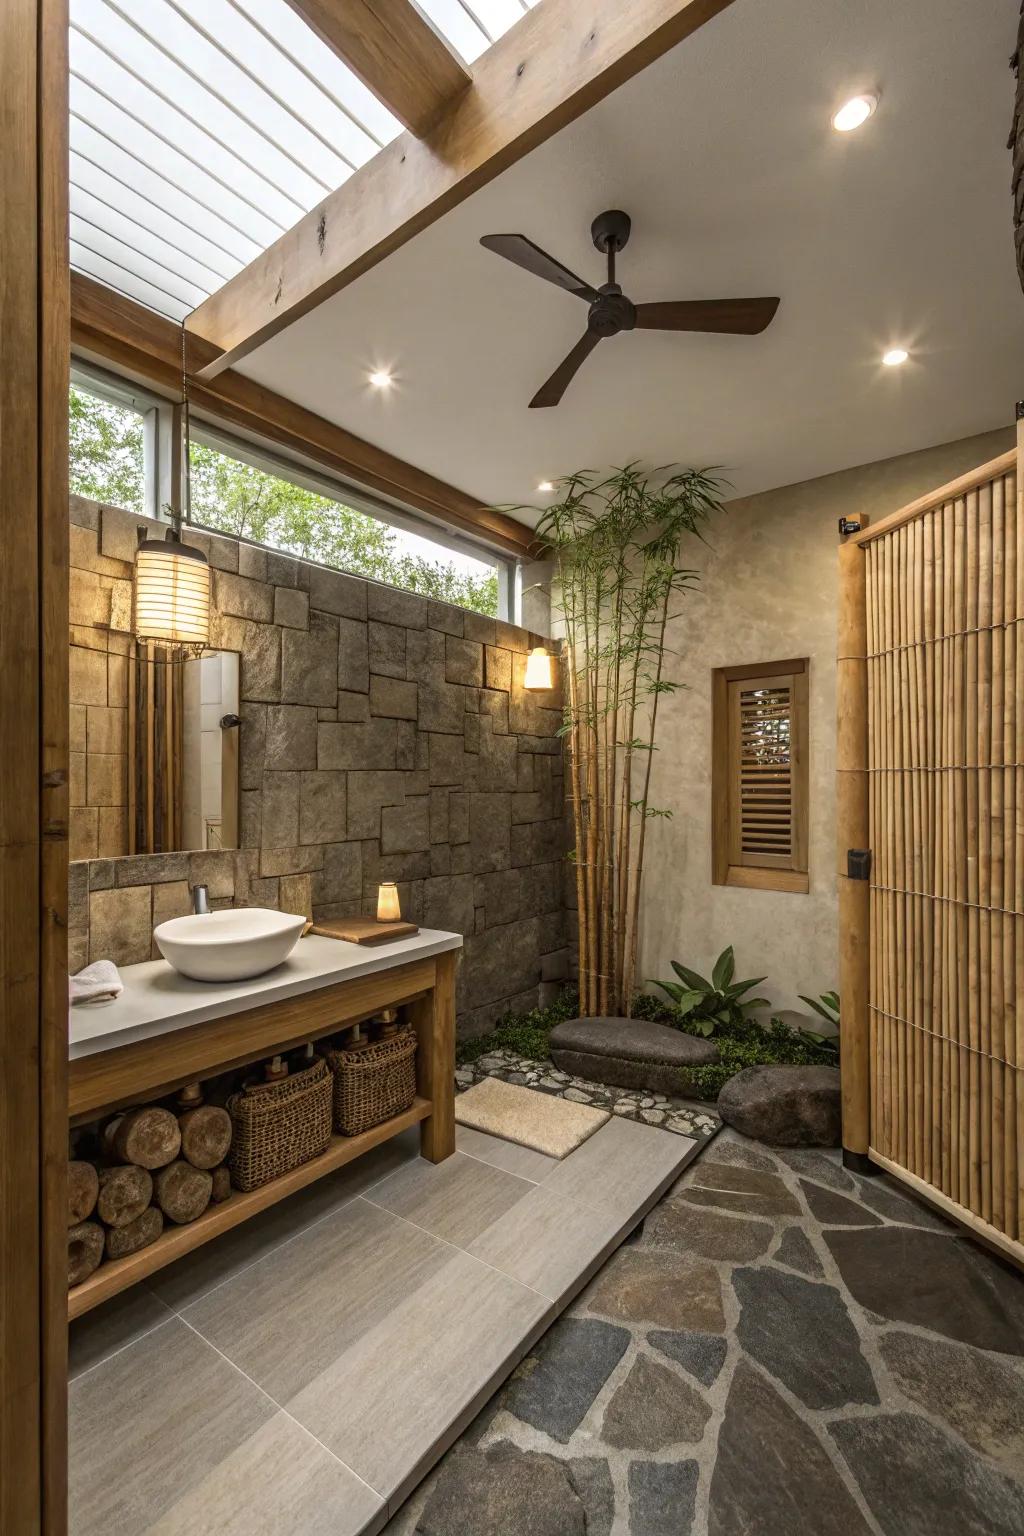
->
134, 527, 211, 654
377, 882, 401, 922
523, 645, 555, 691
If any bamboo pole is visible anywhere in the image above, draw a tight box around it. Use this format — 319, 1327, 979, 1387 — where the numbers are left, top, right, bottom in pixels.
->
837, 536, 870, 1163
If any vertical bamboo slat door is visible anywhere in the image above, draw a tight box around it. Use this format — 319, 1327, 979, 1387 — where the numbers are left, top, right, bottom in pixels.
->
838, 439, 1023, 1265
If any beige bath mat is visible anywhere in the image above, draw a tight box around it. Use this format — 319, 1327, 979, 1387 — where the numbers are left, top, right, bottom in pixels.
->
455, 1078, 610, 1159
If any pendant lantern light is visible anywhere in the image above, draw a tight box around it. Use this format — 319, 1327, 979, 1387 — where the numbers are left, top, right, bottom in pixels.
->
523, 645, 555, 690
134, 325, 211, 655
133, 529, 211, 653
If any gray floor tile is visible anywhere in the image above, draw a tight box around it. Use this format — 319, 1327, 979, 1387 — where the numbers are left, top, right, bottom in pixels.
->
151, 1132, 420, 1312
367, 1150, 535, 1247
455, 1124, 558, 1182
144, 1412, 385, 1536
69, 1285, 173, 1381
183, 1198, 451, 1404
284, 1246, 552, 1501
468, 1184, 628, 1303
69, 1316, 276, 1536
540, 1117, 697, 1219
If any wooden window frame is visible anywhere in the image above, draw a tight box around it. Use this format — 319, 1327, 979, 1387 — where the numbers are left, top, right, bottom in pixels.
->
712, 658, 809, 895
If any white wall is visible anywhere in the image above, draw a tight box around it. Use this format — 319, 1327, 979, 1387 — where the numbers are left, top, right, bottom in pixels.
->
638, 424, 1014, 1019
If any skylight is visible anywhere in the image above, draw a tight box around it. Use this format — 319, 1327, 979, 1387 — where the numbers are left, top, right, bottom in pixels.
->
69, 0, 537, 323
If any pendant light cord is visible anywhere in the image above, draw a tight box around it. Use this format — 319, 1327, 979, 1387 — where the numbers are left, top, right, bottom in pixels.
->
180, 322, 192, 528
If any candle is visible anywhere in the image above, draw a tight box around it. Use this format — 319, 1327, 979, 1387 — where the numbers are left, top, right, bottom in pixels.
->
377, 882, 401, 922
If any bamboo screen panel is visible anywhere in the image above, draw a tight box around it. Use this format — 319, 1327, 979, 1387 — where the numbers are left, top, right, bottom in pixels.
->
865, 463, 1022, 1245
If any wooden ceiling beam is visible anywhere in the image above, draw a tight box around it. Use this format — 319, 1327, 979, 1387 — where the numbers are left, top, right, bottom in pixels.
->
185, 0, 736, 377
71, 274, 535, 558
284, 0, 470, 136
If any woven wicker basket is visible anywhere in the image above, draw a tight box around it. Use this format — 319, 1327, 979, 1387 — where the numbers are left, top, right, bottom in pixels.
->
227, 1057, 332, 1192
322, 1028, 417, 1136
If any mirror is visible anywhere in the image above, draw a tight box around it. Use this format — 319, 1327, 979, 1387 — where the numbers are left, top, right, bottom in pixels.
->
133, 648, 240, 856
70, 645, 240, 860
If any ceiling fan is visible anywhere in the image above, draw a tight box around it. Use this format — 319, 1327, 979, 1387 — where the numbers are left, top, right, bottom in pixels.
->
480, 210, 780, 408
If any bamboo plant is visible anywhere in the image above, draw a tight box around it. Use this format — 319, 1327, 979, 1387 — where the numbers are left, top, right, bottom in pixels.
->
531, 464, 725, 1017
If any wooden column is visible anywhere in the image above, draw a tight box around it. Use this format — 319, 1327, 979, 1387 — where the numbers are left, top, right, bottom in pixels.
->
837, 536, 871, 1167
0, 0, 70, 1532
410, 952, 457, 1163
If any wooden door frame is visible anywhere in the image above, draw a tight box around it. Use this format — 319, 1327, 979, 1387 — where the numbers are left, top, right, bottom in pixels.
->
1, 1, 70, 1531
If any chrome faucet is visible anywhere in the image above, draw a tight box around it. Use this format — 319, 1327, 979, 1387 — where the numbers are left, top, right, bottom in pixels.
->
191, 884, 210, 915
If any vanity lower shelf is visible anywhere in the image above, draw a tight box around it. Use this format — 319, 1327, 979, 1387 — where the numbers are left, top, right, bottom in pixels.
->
68, 1096, 432, 1320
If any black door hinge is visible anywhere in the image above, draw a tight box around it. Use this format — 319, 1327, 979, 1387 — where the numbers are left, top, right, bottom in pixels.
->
847, 849, 872, 880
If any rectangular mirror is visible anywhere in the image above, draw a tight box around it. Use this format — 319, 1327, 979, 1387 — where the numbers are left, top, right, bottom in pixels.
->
70, 645, 239, 860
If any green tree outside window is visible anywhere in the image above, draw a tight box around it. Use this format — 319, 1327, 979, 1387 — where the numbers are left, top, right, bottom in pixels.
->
68, 385, 499, 616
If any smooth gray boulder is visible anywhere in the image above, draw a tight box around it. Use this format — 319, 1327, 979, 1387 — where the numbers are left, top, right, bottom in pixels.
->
549, 1016, 718, 1095
717, 1065, 842, 1146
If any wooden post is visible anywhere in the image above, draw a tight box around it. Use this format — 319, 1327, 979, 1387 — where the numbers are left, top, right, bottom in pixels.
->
1, 0, 70, 1531
410, 951, 457, 1163
837, 535, 872, 1171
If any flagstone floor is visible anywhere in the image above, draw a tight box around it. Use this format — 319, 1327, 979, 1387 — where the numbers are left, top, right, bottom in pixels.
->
384, 1129, 1024, 1536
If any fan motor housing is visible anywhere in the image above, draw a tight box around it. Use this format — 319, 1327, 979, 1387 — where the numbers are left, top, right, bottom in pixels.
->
588, 283, 636, 336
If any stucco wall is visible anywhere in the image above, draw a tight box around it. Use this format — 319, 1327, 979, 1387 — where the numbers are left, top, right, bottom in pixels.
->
638, 425, 1014, 1020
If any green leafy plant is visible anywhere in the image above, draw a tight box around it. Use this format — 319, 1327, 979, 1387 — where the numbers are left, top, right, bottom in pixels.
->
797, 990, 840, 1054
687, 1015, 838, 1100
650, 946, 770, 1036
455, 988, 580, 1066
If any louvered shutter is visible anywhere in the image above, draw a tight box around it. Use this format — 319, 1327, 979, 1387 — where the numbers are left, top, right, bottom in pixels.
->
727, 672, 801, 870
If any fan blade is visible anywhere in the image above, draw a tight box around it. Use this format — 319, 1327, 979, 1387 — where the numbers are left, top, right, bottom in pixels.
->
634, 297, 780, 334
480, 234, 600, 302
529, 330, 602, 408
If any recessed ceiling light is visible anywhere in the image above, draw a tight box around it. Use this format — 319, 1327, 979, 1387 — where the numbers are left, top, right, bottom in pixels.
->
537, 480, 554, 493
832, 94, 877, 133
368, 369, 393, 388
882, 347, 909, 367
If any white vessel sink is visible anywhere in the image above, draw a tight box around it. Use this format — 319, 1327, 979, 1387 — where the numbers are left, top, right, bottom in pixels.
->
153, 908, 306, 982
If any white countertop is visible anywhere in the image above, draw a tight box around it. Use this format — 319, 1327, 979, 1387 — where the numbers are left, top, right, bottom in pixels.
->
69, 929, 462, 1060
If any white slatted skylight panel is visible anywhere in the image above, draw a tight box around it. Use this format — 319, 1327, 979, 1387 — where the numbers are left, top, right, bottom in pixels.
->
69, 0, 403, 319
414, 0, 532, 64
69, 0, 536, 321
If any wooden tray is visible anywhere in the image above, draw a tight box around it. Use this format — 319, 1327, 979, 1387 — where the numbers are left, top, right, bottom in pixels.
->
309, 917, 420, 945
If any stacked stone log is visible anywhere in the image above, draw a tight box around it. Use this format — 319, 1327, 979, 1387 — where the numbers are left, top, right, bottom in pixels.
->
67, 1098, 235, 1288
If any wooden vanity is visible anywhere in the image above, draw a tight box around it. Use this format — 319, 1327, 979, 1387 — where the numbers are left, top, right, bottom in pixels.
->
68, 931, 460, 1320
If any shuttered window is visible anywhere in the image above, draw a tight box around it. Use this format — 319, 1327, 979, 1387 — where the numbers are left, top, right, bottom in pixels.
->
712, 659, 809, 894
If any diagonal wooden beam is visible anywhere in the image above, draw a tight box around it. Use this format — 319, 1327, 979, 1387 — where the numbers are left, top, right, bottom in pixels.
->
71, 273, 536, 558
283, 0, 470, 137
186, 0, 736, 377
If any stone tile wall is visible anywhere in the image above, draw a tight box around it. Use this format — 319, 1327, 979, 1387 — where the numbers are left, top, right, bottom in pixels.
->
68, 496, 569, 1036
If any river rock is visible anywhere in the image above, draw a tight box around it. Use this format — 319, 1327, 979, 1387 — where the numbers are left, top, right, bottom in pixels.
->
717, 1065, 841, 1146
549, 1016, 718, 1095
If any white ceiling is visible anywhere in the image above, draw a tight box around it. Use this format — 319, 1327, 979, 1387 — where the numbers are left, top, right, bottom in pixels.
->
236, 0, 1024, 525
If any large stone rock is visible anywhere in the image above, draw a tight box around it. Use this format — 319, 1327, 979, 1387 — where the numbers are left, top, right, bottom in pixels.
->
601, 1355, 711, 1450
830, 1412, 1024, 1536
824, 1227, 1024, 1354
732, 1266, 878, 1410
417, 1443, 587, 1536
549, 1016, 718, 1095
628, 1460, 699, 1536
717, 1065, 842, 1146
503, 1318, 629, 1443
709, 1363, 871, 1536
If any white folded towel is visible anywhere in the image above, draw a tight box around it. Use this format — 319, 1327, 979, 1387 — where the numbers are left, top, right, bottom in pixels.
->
70, 960, 123, 1005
